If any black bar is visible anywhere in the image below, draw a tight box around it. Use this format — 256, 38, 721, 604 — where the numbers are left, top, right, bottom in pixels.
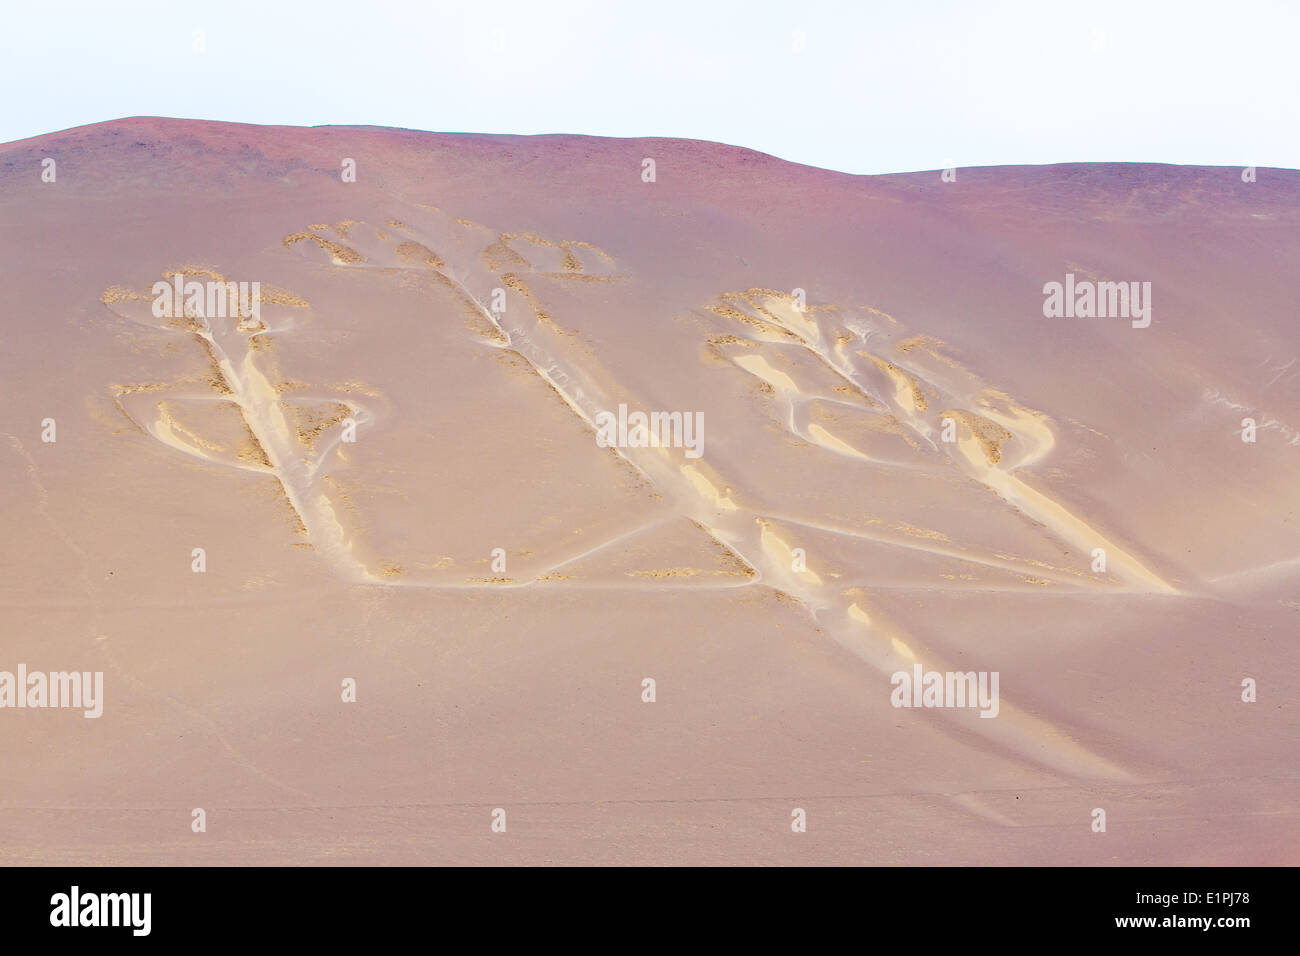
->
0, 866, 1282, 942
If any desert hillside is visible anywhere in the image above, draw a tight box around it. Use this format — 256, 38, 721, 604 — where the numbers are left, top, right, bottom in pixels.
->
0, 118, 1296, 864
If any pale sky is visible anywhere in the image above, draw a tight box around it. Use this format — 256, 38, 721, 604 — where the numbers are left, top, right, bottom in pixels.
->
3, 0, 1296, 174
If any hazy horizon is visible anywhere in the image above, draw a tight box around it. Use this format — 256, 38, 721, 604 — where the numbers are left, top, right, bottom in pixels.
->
3, 0, 1296, 175
10, 114, 1298, 179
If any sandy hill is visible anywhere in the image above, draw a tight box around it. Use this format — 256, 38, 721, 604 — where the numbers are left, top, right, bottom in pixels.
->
0, 117, 1296, 863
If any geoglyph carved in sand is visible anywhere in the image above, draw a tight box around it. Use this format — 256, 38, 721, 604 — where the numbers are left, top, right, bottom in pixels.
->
98, 213, 1186, 782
